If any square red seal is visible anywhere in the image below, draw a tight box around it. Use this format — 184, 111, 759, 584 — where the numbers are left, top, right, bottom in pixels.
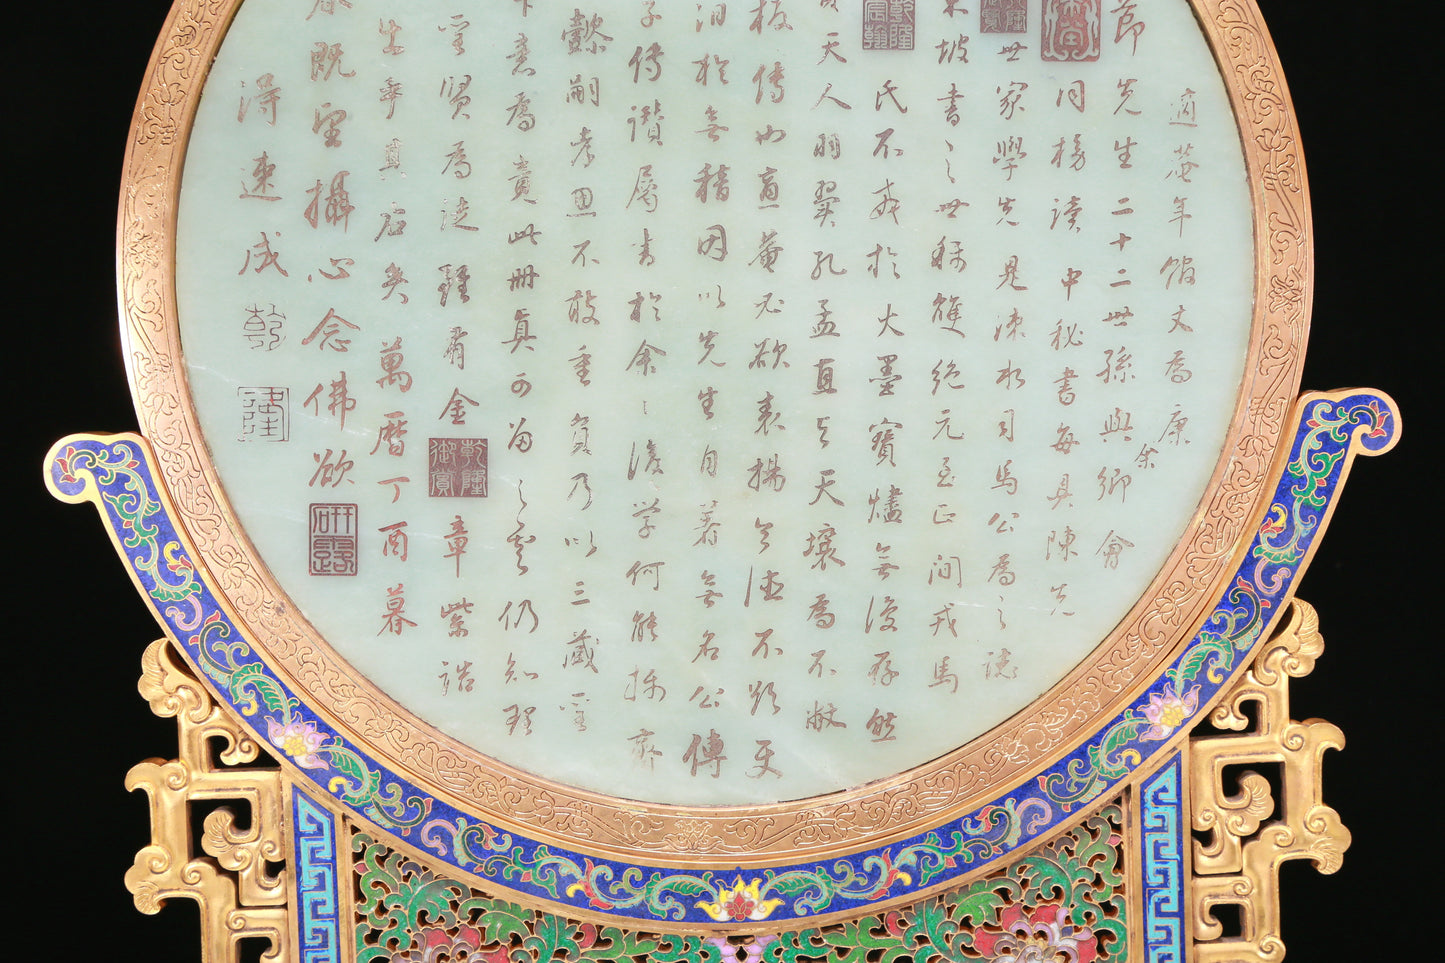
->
981, 0, 1027, 33
429, 437, 488, 497
861, 0, 915, 51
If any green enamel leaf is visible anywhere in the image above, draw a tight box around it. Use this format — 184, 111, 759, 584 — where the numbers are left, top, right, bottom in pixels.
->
765, 869, 831, 899
399, 876, 463, 932
653, 874, 714, 898
1092, 912, 1128, 956
898, 898, 956, 963
521, 910, 576, 962
326, 747, 378, 804
228, 662, 292, 715
950, 882, 1013, 926
772, 927, 833, 963
1174, 634, 1233, 687
470, 901, 533, 946
644, 932, 713, 963
1018, 855, 1075, 906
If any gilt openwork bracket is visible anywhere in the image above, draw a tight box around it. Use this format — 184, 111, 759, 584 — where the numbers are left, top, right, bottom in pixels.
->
1189, 599, 1349, 963
126, 638, 290, 963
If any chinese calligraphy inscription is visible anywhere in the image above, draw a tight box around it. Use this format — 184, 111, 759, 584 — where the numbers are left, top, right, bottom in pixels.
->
176, 0, 1255, 806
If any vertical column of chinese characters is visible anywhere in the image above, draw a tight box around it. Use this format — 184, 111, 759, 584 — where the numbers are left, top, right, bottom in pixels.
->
431, 3, 481, 699
365, 9, 416, 642
557, 10, 607, 762
683, 0, 731, 773
857, 47, 923, 750
480, 3, 556, 743
617, 5, 677, 765
291, 5, 365, 593
558, 6, 643, 765
791, 8, 842, 767
689, 18, 732, 718
560, 5, 605, 675
1030, 2, 1104, 664
1146, 74, 1202, 505
926, 6, 980, 671
726, 0, 806, 781
555, 3, 606, 739
728, 0, 804, 781
408, 9, 483, 707
799, 136, 844, 755
1080, 3, 1144, 608
915, 0, 974, 709
678, 1, 738, 783
973, 3, 1034, 685
792, 4, 856, 758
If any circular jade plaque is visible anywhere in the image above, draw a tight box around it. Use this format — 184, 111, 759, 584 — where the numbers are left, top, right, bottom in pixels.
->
161, 0, 1261, 809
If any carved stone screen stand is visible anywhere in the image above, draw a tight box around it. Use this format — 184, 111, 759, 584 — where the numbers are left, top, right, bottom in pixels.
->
41, 2, 1401, 961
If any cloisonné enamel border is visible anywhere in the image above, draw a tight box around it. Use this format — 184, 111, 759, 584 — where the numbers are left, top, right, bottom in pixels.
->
47, 386, 1398, 928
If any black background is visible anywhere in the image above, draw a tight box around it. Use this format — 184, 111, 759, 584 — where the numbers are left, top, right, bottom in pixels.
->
19, 3, 1432, 960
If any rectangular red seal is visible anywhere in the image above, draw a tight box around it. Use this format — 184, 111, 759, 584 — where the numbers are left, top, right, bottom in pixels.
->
308, 503, 358, 576
1042, 0, 1102, 61
429, 437, 488, 497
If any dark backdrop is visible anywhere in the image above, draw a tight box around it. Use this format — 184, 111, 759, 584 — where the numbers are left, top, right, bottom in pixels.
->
19, 3, 1430, 960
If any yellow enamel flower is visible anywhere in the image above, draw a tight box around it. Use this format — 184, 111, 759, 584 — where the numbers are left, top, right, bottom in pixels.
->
696, 877, 784, 922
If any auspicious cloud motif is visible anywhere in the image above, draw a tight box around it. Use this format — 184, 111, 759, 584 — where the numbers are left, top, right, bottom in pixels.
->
696, 878, 785, 922
1139, 684, 1201, 741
